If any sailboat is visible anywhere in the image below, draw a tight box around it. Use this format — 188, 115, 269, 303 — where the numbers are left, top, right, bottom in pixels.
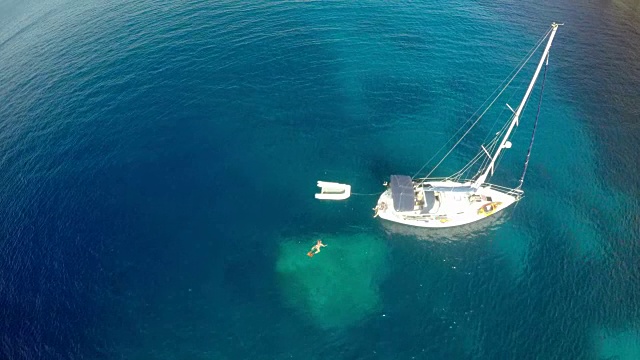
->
315, 23, 562, 228
372, 23, 562, 228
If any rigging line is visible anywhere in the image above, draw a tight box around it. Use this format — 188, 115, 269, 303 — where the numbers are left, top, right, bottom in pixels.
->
454, 152, 483, 176
474, 119, 510, 180
490, 65, 540, 180
517, 55, 548, 189
454, 134, 500, 180
452, 125, 504, 181
352, 191, 384, 196
417, 28, 553, 180
481, 114, 513, 170
411, 28, 553, 180
476, 54, 540, 181
480, 72, 530, 146
477, 26, 555, 180
452, 141, 492, 178
487, 124, 514, 181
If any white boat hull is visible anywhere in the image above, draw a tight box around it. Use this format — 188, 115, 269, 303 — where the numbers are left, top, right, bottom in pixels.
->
375, 180, 519, 228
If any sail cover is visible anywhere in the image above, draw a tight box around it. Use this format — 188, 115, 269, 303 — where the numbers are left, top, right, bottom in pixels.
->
428, 186, 475, 193
421, 191, 436, 213
390, 175, 414, 212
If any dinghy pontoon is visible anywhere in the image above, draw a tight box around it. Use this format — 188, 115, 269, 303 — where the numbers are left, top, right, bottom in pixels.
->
315, 181, 351, 200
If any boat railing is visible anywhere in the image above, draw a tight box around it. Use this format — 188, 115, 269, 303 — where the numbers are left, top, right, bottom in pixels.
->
484, 183, 524, 196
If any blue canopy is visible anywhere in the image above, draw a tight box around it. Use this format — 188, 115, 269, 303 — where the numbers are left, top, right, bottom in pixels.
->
390, 175, 414, 212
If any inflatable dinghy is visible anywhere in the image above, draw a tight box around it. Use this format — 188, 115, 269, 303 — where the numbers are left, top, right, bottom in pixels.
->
315, 181, 351, 200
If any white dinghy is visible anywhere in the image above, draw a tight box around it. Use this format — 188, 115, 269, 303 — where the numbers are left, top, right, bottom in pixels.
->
315, 181, 351, 200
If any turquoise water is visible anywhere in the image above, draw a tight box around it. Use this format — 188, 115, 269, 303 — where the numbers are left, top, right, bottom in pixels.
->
1, 1, 639, 359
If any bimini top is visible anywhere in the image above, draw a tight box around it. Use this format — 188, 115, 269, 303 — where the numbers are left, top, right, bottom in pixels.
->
390, 175, 414, 212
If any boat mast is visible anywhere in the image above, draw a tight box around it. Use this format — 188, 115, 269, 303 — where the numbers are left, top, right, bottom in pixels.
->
473, 22, 560, 189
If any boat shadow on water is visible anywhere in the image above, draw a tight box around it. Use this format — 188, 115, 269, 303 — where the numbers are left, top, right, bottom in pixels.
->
378, 208, 511, 242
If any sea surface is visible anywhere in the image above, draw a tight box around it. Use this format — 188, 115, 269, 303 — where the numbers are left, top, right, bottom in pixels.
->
1, 1, 639, 359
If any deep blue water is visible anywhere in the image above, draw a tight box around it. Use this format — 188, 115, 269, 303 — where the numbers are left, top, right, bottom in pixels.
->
1, 1, 640, 359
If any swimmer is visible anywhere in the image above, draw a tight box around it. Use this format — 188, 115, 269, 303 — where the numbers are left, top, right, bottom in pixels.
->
311, 239, 326, 254
307, 239, 327, 257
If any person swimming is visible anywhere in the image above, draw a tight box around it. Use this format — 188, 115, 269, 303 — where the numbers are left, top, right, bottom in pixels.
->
307, 239, 327, 257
